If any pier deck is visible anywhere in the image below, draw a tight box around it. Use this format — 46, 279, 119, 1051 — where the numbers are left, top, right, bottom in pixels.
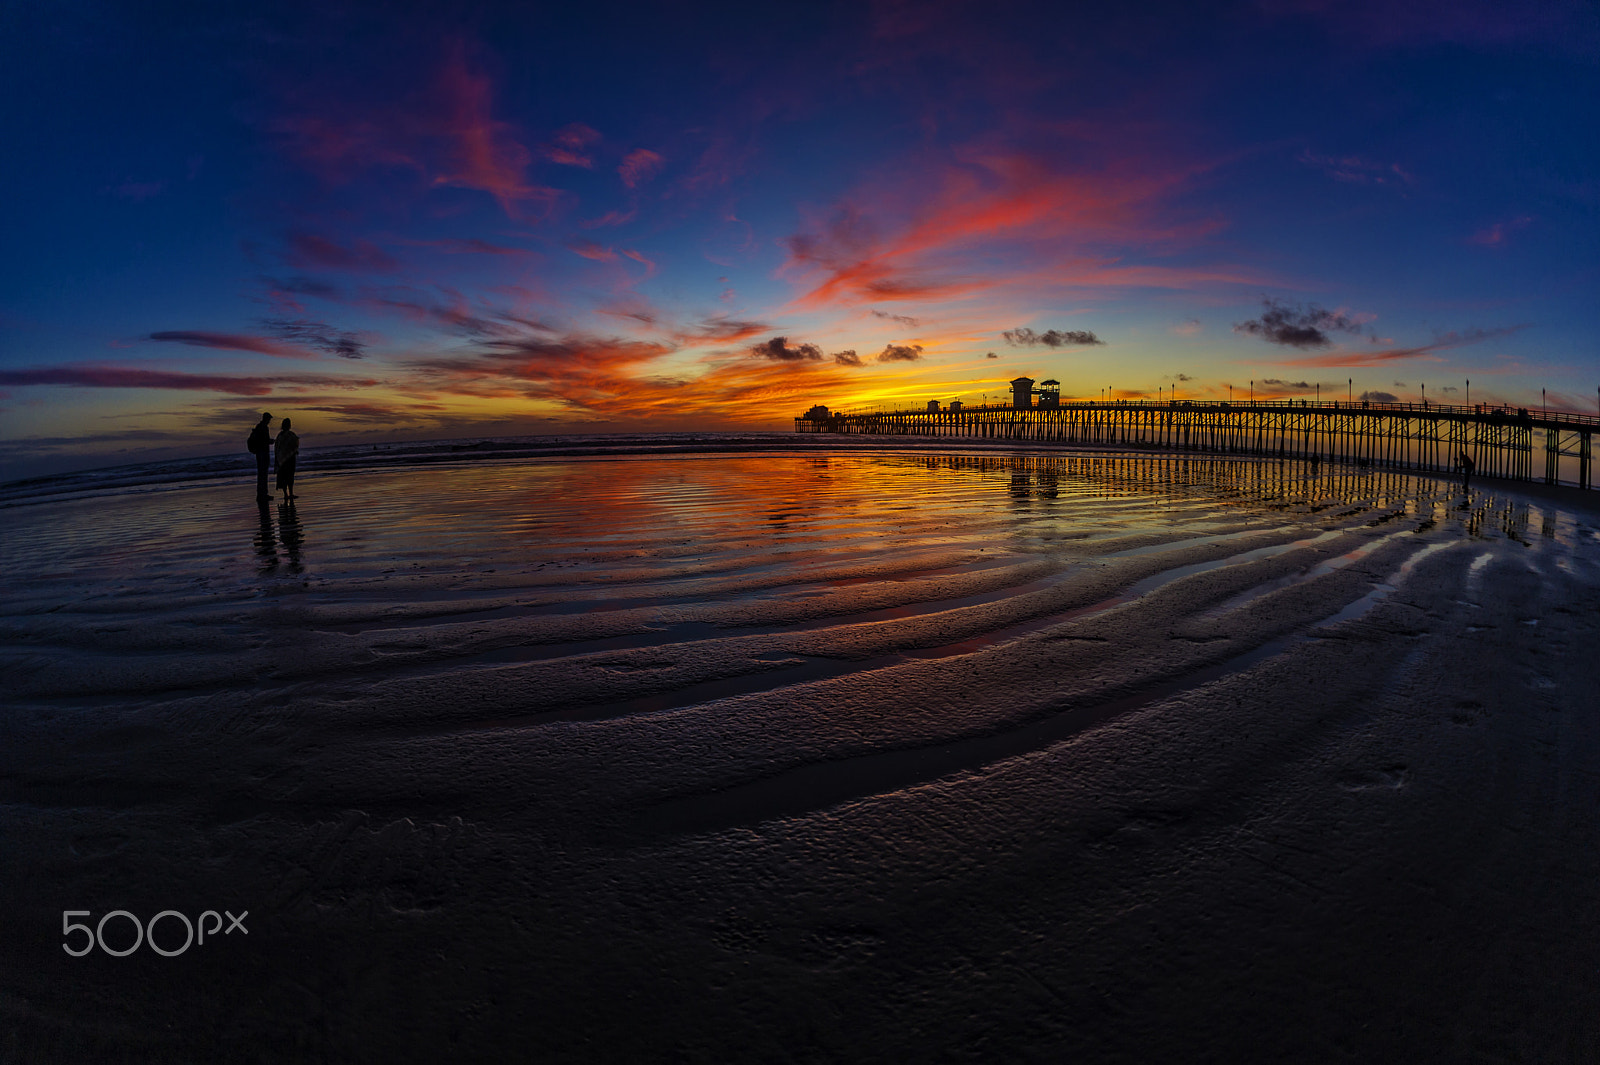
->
796, 399, 1597, 489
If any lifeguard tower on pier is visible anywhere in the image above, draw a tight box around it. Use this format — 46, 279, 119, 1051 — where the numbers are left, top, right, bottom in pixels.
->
1010, 377, 1034, 409
1010, 377, 1061, 409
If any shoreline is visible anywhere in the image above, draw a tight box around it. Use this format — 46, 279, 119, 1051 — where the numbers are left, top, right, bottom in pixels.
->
5, 430, 1599, 516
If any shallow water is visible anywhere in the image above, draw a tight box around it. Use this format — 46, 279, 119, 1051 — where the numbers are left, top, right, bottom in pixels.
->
1, 449, 1585, 727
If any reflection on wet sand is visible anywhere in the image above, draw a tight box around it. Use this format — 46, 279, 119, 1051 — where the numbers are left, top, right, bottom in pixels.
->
2, 449, 1599, 1063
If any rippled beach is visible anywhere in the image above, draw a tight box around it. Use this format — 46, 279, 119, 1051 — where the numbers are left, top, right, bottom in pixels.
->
4, 445, 1600, 1061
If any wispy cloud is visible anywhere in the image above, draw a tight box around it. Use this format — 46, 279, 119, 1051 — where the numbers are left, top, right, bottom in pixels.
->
1296, 149, 1413, 187
678, 317, 770, 345
1468, 215, 1535, 247
618, 148, 663, 188
0, 366, 378, 395
544, 123, 600, 168
286, 232, 400, 273
780, 147, 1222, 310
259, 318, 367, 359
1277, 325, 1528, 366
146, 330, 319, 360
270, 40, 558, 219
566, 240, 617, 262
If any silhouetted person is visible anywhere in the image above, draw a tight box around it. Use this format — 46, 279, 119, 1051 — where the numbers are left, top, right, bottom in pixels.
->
247, 412, 274, 501
275, 417, 300, 500
1460, 451, 1474, 495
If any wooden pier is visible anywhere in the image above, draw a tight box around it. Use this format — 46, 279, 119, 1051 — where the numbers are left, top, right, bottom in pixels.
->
796, 399, 1597, 488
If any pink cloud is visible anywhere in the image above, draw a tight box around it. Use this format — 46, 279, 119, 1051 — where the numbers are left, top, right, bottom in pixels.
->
287, 232, 401, 272
780, 148, 1231, 310
675, 317, 770, 345
567, 240, 617, 262
0, 366, 377, 395
146, 331, 320, 360
271, 42, 559, 220
618, 148, 663, 188
582, 209, 637, 228
621, 248, 657, 276
1468, 215, 1535, 247
544, 123, 601, 168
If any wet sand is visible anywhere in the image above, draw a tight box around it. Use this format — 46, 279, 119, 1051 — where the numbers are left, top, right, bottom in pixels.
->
3, 449, 1599, 1061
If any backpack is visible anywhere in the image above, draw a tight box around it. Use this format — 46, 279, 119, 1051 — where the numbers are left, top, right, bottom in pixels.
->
247, 426, 265, 455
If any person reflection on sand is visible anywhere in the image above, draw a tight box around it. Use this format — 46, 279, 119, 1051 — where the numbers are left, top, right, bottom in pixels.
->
254, 499, 278, 571
278, 499, 303, 572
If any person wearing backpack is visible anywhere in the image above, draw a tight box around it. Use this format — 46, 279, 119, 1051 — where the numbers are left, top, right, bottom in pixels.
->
247, 412, 274, 501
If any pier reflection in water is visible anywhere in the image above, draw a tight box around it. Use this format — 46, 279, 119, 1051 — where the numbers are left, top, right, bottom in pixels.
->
1, 449, 1581, 746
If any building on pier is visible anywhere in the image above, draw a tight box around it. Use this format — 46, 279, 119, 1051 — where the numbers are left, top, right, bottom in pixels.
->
1010, 377, 1034, 409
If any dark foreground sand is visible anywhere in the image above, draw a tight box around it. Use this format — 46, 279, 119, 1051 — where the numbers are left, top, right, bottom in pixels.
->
2, 450, 1598, 1062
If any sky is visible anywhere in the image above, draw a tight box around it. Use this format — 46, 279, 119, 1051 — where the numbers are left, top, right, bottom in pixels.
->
2, 0, 1597, 479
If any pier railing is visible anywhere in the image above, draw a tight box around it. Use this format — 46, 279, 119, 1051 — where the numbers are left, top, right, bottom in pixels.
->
794, 399, 1596, 489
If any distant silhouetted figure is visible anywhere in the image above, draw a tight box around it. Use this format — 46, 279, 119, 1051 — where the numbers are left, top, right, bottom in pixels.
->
247, 412, 274, 501
275, 417, 300, 500
1460, 451, 1474, 494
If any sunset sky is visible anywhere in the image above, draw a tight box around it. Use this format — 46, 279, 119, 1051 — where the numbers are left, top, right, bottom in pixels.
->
2, 0, 1596, 478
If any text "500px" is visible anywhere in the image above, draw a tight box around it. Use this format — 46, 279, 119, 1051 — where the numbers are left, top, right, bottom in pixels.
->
62, 910, 248, 957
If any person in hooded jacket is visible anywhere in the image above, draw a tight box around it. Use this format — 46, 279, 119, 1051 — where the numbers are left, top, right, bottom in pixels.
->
275, 417, 300, 500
